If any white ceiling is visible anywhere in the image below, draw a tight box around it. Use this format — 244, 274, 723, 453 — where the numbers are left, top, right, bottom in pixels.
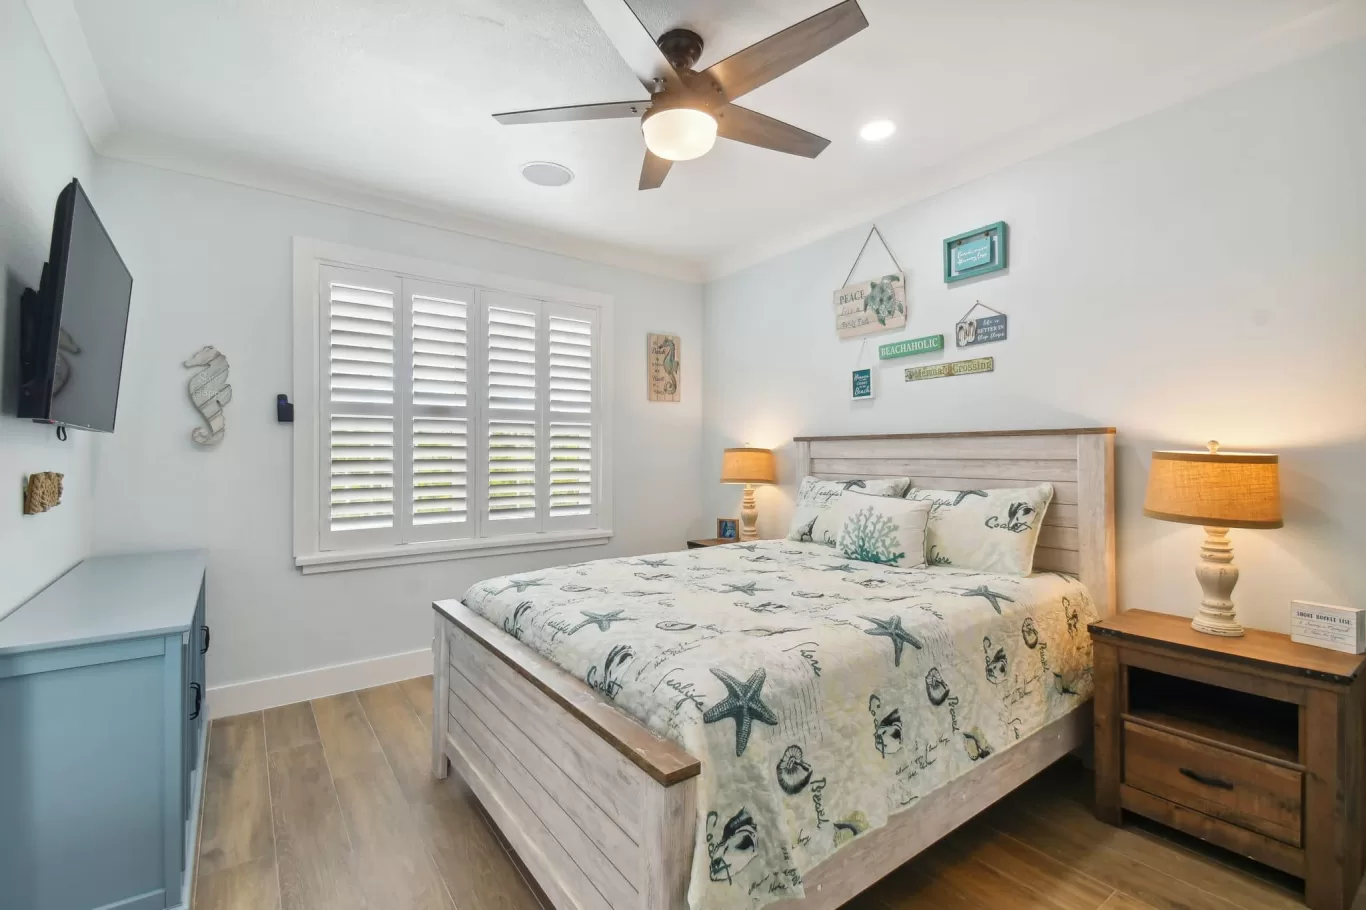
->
33, 0, 1366, 279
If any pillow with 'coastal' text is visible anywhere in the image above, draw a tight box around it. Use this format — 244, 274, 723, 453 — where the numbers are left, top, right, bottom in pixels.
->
905, 484, 1054, 575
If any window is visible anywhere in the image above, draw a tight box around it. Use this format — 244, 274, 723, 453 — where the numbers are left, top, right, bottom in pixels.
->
293, 241, 612, 573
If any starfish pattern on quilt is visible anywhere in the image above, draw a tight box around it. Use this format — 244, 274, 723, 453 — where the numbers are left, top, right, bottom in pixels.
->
569, 608, 635, 634
956, 585, 1015, 614
492, 577, 547, 595
702, 667, 780, 756
859, 614, 924, 667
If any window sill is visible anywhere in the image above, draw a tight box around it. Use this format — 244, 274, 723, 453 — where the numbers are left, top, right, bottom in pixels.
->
295, 528, 613, 575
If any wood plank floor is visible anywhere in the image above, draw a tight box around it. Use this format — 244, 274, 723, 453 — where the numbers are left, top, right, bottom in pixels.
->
193, 677, 1336, 910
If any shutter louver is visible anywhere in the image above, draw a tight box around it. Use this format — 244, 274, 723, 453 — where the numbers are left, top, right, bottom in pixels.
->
411, 293, 469, 529
488, 420, 537, 519
549, 423, 592, 516
487, 303, 539, 524
488, 307, 537, 411
327, 279, 396, 533
548, 314, 593, 518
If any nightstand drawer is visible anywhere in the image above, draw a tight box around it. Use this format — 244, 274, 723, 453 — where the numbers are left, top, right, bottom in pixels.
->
1123, 721, 1303, 847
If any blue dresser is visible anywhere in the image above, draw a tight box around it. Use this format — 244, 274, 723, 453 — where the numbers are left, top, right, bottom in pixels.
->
0, 551, 209, 910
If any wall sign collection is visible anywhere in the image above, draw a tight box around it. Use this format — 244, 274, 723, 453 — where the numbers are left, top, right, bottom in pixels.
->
833, 220, 1013, 391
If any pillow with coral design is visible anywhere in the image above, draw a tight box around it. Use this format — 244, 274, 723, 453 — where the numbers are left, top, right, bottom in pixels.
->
785, 475, 911, 545
824, 492, 931, 568
905, 483, 1054, 575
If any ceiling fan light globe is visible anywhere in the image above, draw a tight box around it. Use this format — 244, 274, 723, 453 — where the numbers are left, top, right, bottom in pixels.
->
641, 107, 717, 161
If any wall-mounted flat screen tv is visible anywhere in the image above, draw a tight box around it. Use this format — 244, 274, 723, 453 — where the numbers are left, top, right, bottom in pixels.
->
17, 178, 133, 432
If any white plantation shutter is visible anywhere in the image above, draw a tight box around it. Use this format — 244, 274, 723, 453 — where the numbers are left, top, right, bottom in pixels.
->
545, 303, 597, 528
319, 266, 401, 549
485, 295, 541, 533
307, 258, 606, 558
407, 281, 474, 542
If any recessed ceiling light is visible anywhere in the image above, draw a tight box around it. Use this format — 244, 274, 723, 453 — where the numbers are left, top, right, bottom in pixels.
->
521, 161, 574, 187
859, 120, 896, 142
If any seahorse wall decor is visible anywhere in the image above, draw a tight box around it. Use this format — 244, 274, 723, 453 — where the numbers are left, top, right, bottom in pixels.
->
184, 345, 232, 446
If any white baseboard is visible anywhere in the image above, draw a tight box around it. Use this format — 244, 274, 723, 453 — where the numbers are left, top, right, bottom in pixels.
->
208, 646, 433, 718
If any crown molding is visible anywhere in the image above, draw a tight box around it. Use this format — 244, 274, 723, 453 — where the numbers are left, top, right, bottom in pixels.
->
99, 133, 707, 283
25, 0, 117, 146
703, 2, 1366, 280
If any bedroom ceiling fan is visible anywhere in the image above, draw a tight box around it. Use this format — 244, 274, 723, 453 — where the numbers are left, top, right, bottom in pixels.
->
493, 0, 869, 190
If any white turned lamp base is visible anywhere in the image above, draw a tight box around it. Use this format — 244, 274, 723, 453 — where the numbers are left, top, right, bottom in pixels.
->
1190, 526, 1244, 637
739, 483, 759, 541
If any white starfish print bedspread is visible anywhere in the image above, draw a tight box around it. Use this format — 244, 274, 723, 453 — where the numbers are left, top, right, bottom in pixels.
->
461, 540, 1096, 910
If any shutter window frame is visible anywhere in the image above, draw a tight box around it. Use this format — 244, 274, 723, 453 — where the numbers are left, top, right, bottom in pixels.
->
307, 257, 605, 561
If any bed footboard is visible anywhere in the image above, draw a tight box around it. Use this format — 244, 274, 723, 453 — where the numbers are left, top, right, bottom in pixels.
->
433, 602, 701, 910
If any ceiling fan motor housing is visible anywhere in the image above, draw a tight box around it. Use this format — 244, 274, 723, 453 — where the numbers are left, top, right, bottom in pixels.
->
657, 28, 704, 72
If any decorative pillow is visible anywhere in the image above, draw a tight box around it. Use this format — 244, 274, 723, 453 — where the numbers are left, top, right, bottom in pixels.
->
905, 483, 1054, 576
826, 493, 931, 567
786, 475, 911, 546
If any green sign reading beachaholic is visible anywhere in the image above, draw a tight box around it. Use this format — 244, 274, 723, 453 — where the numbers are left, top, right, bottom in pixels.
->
877, 334, 944, 360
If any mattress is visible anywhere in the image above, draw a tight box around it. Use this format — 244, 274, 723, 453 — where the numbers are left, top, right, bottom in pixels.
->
462, 540, 1097, 910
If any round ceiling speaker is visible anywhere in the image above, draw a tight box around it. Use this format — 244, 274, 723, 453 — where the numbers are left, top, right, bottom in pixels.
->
521, 161, 574, 187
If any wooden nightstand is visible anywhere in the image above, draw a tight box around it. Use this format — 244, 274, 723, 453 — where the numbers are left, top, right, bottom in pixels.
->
686, 538, 734, 548
1090, 610, 1366, 910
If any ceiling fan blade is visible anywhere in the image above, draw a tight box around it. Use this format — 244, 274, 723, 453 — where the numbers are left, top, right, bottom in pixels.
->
494, 100, 652, 125
701, 0, 868, 102
580, 0, 684, 93
639, 150, 673, 190
716, 105, 830, 158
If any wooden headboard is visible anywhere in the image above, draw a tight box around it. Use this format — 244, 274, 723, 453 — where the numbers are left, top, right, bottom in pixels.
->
794, 428, 1117, 618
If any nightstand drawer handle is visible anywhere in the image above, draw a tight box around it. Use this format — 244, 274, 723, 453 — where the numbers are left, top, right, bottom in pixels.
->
1179, 767, 1234, 790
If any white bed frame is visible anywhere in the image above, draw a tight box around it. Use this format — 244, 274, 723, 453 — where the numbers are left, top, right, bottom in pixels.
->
432, 428, 1117, 910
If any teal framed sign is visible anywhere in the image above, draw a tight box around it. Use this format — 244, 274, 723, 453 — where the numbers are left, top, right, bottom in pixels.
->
944, 222, 1008, 283
878, 334, 944, 360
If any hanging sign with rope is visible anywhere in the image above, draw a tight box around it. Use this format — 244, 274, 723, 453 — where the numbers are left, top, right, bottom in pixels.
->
834, 225, 907, 339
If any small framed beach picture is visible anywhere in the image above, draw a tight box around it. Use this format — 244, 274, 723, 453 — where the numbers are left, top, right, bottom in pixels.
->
717, 518, 739, 540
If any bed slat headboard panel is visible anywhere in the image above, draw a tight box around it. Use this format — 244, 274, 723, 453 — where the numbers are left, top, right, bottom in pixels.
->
793, 428, 1117, 618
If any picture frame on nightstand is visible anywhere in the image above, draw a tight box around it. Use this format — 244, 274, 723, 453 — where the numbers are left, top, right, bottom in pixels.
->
716, 518, 739, 540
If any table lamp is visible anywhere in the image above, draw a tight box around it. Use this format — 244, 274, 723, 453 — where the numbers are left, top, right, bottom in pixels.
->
721, 447, 777, 542
1143, 441, 1282, 637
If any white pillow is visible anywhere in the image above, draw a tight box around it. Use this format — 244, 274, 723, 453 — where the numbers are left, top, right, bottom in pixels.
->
786, 475, 911, 546
827, 493, 930, 567
905, 484, 1054, 576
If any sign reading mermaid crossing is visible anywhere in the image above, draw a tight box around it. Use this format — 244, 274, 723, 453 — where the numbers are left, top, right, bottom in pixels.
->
834, 272, 907, 339
904, 356, 994, 382
878, 334, 944, 360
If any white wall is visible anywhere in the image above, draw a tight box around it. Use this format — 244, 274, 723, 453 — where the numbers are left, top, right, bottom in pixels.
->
703, 41, 1366, 634
0, 0, 96, 617
90, 157, 705, 696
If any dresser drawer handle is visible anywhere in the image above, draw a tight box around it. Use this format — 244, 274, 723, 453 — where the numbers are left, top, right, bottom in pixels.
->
1179, 767, 1234, 790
